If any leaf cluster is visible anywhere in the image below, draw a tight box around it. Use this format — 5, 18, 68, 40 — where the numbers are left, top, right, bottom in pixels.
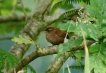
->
0, 48, 36, 73
0, 48, 19, 72
51, 0, 88, 23
55, 0, 106, 73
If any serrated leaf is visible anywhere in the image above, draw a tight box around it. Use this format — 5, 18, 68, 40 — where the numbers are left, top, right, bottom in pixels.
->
88, 24, 98, 41
90, 53, 106, 73
87, 0, 106, 20
79, 23, 90, 37
11, 35, 35, 45
89, 43, 106, 73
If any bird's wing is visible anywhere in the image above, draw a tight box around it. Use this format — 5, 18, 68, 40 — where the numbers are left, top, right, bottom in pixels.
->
57, 31, 66, 38
58, 31, 69, 39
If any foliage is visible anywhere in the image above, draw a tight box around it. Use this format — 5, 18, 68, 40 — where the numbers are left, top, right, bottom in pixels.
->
0, 22, 25, 34
65, 65, 84, 70
0, 48, 36, 73
89, 43, 106, 73
51, 1, 73, 14
0, 52, 6, 73
56, 0, 106, 73
65, 51, 84, 72
62, 0, 90, 4
51, 0, 90, 13
0, 0, 13, 15
51, 0, 86, 25
11, 35, 41, 51
12, 35, 35, 45
87, 0, 106, 72
0, 48, 19, 72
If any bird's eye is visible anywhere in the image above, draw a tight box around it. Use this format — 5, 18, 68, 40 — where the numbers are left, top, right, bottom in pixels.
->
48, 28, 53, 31
45, 28, 53, 32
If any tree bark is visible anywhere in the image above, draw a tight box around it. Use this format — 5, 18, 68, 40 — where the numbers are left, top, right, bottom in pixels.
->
10, 0, 53, 59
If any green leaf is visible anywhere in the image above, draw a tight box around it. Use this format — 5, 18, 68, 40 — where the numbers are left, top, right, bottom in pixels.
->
65, 65, 84, 70
90, 53, 106, 73
25, 65, 36, 73
87, 0, 106, 21
11, 35, 35, 45
79, 23, 90, 37
89, 43, 106, 73
58, 21, 77, 32
75, 50, 84, 65
56, 37, 83, 59
79, 23, 98, 41
1, 0, 14, 15
0, 48, 20, 69
88, 24, 98, 41
0, 52, 6, 73
89, 44, 100, 53
100, 43, 106, 64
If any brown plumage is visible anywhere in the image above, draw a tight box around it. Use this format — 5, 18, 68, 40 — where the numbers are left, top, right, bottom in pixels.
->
44, 27, 68, 45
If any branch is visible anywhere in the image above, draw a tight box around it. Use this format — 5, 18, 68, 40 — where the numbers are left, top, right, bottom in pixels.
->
20, 0, 28, 22
0, 37, 13, 40
0, 7, 85, 23
8, 40, 94, 73
8, 46, 57, 73
0, 14, 31, 23
44, 7, 85, 24
46, 52, 71, 73
46, 40, 93, 73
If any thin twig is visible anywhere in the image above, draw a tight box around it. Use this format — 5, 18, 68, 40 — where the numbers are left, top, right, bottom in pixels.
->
0, 37, 13, 40
64, 22, 70, 42
0, 14, 31, 23
20, 0, 28, 22
12, 0, 18, 14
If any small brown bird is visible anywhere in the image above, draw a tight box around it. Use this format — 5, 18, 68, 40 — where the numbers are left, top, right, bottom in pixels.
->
44, 27, 69, 45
